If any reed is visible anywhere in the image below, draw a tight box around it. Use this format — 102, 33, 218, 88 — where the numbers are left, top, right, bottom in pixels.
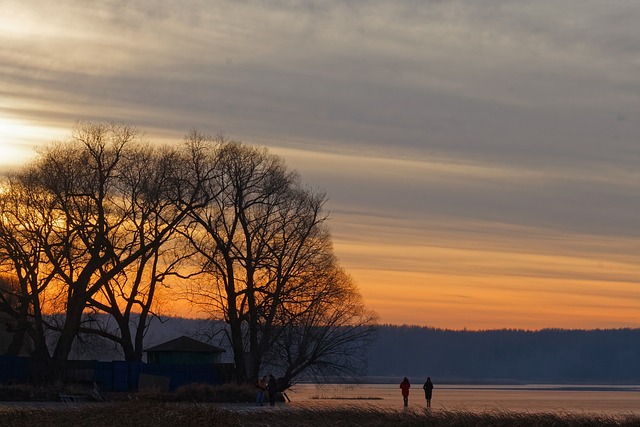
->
1, 403, 639, 427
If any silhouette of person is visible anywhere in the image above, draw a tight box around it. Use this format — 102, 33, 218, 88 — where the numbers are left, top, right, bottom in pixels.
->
267, 374, 277, 406
423, 377, 434, 408
256, 376, 267, 406
399, 376, 411, 407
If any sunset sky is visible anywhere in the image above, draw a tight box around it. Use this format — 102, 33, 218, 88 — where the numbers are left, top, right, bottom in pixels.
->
1, 1, 639, 330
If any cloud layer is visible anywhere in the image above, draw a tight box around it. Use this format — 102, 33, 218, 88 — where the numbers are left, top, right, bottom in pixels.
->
1, 0, 639, 328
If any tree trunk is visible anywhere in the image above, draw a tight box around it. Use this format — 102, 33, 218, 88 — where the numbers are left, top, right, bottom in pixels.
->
229, 319, 247, 383
6, 325, 25, 356
51, 296, 85, 382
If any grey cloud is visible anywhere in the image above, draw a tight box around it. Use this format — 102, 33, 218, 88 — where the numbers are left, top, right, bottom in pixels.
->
284, 145, 639, 245
5, 1, 640, 169
5, 0, 640, 180
2, 0, 640, 321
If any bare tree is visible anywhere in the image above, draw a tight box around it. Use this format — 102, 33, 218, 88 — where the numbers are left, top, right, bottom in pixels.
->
1, 124, 377, 386
80, 143, 200, 361
0, 123, 205, 379
0, 175, 59, 368
264, 264, 378, 386
183, 137, 377, 384
0, 274, 30, 355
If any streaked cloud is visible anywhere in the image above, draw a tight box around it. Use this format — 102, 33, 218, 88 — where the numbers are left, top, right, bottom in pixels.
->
1, 0, 639, 329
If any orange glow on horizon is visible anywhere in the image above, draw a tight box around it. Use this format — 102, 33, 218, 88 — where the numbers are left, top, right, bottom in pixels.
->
330, 214, 640, 331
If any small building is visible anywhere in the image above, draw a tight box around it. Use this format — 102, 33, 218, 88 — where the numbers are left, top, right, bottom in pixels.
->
144, 335, 225, 364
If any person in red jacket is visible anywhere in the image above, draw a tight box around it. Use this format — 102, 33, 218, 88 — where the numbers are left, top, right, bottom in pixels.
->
399, 376, 411, 407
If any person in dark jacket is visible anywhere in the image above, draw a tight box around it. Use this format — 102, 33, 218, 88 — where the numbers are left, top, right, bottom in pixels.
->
423, 377, 434, 408
267, 374, 277, 406
399, 376, 411, 407
255, 376, 267, 406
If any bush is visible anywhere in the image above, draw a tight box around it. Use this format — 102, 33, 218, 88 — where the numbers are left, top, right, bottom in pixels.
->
0, 383, 98, 402
0, 384, 35, 401
173, 383, 256, 403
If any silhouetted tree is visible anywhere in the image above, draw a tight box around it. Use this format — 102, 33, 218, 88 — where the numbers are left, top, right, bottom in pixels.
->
0, 123, 205, 379
182, 136, 377, 384
265, 264, 377, 385
0, 176, 58, 369
0, 274, 31, 355
79, 142, 201, 362
1, 124, 377, 385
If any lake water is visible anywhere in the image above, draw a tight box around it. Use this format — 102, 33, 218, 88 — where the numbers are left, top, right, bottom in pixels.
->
1, 383, 638, 416
285, 383, 640, 415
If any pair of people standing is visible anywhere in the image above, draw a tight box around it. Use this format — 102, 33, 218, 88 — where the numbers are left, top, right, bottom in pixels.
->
256, 374, 278, 406
399, 377, 434, 408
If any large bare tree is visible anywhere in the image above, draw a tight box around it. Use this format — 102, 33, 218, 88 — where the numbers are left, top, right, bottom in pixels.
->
265, 263, 377, 386
0, 174, 59, 368
0, 123, 205, 379
1, 124, 377, 385
80, 142, 201, 362
183, 137, 377, 384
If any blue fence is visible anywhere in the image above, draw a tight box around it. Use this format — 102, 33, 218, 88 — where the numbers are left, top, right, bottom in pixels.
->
0, 356, 232, 392
0, 355, 28, 383
96, 361, 231, 391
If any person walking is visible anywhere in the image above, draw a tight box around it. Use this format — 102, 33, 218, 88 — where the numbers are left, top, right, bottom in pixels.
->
423, 377, 434, 408
256, 376, 267, 406
267, 374, 278, 407
399, 377, 411, 407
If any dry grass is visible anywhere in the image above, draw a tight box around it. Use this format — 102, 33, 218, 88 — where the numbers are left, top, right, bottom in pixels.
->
129, 383, 259, 403
0, 383, 94, 402
173, 382, 258, 403
0, 383, 260, 404
1, 403, 639, 427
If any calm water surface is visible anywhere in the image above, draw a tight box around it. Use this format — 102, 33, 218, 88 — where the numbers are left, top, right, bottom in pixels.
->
286, 384, 640, 415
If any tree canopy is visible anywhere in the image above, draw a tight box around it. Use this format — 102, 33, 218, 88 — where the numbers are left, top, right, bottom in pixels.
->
0, 123, 377, 384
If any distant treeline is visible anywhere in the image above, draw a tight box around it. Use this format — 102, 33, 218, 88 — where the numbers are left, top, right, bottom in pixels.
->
17, 317, 639, 385
367, 325, 640, 384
